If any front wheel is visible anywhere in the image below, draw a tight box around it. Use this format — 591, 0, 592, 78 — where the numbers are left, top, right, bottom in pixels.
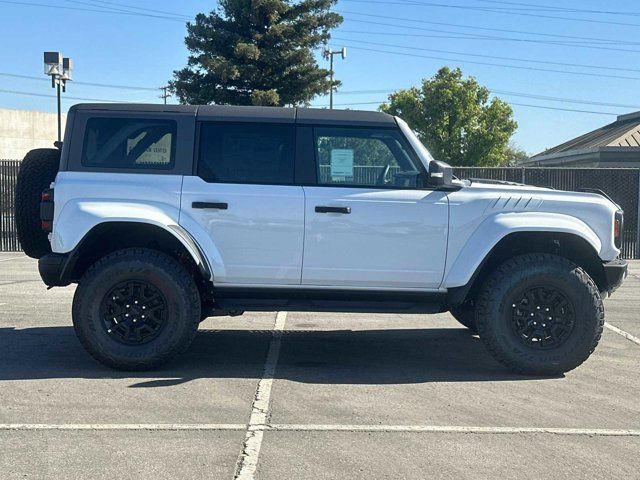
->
72, 248, 201, 370
476, 253, 604, 376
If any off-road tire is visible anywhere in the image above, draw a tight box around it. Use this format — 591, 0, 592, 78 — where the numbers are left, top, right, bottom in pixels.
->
72, 248, 201, 370
14, 148, 60, 258
450, 303, 478, 333
476, 253, 604, 376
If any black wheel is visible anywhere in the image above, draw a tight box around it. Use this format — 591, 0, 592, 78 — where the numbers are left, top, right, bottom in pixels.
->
72, 248, 201, 370
14, 148, 60, 258
476, 253, 604, 376
450, 303, 478, 333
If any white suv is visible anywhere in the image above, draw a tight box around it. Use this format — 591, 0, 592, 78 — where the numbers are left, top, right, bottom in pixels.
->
15, 104, 627, 374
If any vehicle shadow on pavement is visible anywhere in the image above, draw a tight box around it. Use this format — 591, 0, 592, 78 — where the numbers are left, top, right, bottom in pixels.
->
0, 326, 551, 386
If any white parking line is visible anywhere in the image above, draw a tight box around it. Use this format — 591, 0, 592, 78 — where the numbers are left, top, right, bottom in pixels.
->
267, 424, 640, 437
1, 423, 637, 437
0, 424, 245, 431
233, 311, 287, 480
605, 322, 640, 347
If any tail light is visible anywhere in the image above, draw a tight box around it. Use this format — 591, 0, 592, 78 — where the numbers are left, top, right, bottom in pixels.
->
40, 188, 54, 233
614, 211, 623, 249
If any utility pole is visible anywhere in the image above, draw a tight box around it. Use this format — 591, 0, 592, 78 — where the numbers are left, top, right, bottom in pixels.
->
159, 86, 171, 105
43, 52, 73, 144
323, 48, 346, 109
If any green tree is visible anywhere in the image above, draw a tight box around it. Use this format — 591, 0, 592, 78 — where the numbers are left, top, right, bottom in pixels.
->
170, 0, 342, 106
505, 142, 529, 165
380, 67, 518, 166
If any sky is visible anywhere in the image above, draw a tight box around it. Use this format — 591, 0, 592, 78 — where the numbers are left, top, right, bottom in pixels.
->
1, 0, 639, 155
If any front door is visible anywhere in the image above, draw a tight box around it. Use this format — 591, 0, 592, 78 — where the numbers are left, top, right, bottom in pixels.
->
302, 126, 449, 289
180, 122, 304, 285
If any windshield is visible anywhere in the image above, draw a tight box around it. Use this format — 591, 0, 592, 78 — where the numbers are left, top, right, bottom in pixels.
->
395, 117, 437, 168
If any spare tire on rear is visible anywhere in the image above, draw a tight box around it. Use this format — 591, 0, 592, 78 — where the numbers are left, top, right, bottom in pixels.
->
14, 148, 60, 258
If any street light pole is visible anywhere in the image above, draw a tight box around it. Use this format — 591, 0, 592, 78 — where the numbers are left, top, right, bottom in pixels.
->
56, 80, 62, 142
44, 52, 73, 144
324, 47, 346, 110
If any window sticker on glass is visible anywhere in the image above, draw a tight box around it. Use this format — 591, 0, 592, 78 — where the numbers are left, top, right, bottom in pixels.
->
128, 132, 172, 165
330, 149, 354, 180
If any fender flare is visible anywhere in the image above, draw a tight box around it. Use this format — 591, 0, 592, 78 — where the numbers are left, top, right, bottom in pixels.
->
444, 212, 602, 290
52, 200, 214, 281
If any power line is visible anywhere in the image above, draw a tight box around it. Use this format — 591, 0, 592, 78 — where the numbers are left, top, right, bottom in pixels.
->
342, 11, 640, 45
341, 0, 640, 28
0, 72, 158, 91
79, 0, 192, 20
314, 99, 619, 116
338, 43, 640, 81
0, 88, 145, 103
341, 13, 640, 53
470, 0, 640, 17
0, 0, 186, 22
335, 34, 640, 73
337, 88, 640, 110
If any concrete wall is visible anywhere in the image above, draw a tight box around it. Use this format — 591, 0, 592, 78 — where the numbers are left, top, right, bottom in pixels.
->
0, 108, 66, 159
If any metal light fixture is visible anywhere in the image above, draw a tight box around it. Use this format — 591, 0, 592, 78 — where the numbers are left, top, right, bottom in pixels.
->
43, 51, 73, 144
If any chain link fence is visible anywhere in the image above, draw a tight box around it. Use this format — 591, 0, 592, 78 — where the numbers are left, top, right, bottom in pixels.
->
1, 161, 639, 258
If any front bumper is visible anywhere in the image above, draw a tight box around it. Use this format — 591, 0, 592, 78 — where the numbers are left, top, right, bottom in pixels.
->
38, 253, 72, 287
603, 258, 628, 295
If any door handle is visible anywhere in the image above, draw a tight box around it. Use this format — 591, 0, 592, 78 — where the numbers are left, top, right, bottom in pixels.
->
192, 202, 228, 210
315, 206, 351, 214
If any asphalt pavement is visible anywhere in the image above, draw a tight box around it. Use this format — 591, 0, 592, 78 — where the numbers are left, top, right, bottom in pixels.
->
0, 253, 638, 479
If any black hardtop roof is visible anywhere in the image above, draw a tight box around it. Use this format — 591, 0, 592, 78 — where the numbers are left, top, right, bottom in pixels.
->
69, 103, 396, 127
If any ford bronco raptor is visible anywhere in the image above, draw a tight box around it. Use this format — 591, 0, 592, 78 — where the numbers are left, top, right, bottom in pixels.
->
15, 104, 627, 374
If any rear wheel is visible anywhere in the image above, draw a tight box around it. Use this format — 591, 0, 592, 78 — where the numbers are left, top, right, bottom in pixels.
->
72, 248, 201, 370
476, 253, 604, 376
14, 148, 60, 258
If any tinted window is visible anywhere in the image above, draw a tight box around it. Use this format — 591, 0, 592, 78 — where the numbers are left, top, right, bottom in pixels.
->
82, 117, 176, 169
198, 123, 295, 184
315, 127, 421, 188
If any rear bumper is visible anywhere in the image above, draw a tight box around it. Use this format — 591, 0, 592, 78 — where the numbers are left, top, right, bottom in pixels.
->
603, 258, 627, 295
38, 253, 72, 287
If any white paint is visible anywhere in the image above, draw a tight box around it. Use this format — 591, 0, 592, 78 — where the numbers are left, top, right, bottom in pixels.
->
181, 177, 305, 285
267, 424, 640, 437
0, 424, 245, 431
234, 311, 287, 480
605, 322, 640, 347
301, 186, 449, 288
1, 423, 637, 437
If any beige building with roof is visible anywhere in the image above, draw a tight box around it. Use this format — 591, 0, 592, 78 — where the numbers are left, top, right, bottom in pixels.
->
522, 111, 640, 167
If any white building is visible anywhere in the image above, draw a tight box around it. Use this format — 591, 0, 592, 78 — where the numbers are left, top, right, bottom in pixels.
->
0, 108, 66, 159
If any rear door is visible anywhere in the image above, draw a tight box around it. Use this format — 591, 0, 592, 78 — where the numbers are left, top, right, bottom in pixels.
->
301, 126, 449, 289
180, 121, 304, 285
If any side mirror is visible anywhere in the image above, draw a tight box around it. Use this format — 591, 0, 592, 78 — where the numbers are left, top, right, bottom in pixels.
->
428, 160, 453, 188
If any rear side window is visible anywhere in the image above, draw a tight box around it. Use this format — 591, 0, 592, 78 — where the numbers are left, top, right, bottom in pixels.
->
198, 122, 295, 184
82, 117, 177, 169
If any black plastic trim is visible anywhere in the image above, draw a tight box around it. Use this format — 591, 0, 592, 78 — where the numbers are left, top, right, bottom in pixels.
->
213, 286, 447, 313
38, 253, 71, 287
603, 258, 628, 295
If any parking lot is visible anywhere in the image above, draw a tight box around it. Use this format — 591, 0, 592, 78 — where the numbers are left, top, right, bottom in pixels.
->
0, 253, 639, 479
